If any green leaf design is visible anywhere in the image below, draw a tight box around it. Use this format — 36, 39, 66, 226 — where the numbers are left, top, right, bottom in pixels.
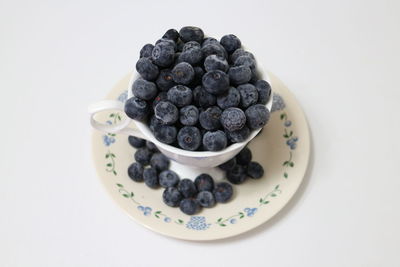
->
116, 183, 123, 188
283, 161, 289, 166
122, 194, 129, 198
106, 163, 112, 167
105, 154, 109, 158
275, 185, 280, 190
284, 172, 288, 178
280, 113, 286, 120
259, 198, 263, 203
217, 218, 222, 222
109, 113, 115, 117
271, 193, 277, 197
111, 153, 116, 158
220, 224, 226, 227
130, 192, 134, 197
117, 115, 121, 120
155, 211, 162, 215
113, 170, 117, 175
155, 214, 159, 218
178, 219, 183, 224
289, 131, 293, 137
283, 134, 289, 138
289, 162, 294, 167
263, 201, 269, 204
240, 215, 244, 219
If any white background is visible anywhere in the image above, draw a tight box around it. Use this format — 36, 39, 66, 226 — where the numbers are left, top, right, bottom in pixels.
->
1, 0, 400, 266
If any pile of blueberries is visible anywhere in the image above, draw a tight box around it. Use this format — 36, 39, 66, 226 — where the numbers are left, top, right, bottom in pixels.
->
124, 26, 271, 152
128, 136, 264, 215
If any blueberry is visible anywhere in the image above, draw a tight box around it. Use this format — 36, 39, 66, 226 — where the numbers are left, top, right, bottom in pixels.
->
228, 65, 252, 85
194, 173, 214, 191
202, 37, 219, 47
196, 191, 215, 208
234, 55, 256, 70
154, 101, 178, 125
124, 97, 150, 121
132, 78, 157, 100
156, 69, 175, 91
143, 167, 159, 188
127, 162, 144, 182
171, 62, 195, 85
182, 41, 201, 51
149, 115, 163, 132
176, 39, 184, 52
202, 70, 230, 95
201, 43, 227, 59
193, 86, 216, 108
202, 130, 227, 151
179, 26, 204, 43
204, 55, 229, 72
128, 136, 146, 148
230, 48, 255, 64
146, 141, 159, 152
159, 170, 180, 188
245, 104, 270, 130
199, 106, 222, 130
247, 161, 264, 179
162, 29, 179, 42
218, 158, 237, 171
190, 67, 205, 87
226, 164, 247, 184
167, 85, 193, 107
162, 187, 183, 207
152, 92, 168, 111
220, 107, 246, 131
250, 70, 259, 83
179, 105, 199, 126
255, 80, 272, 104
179, 48, 203, 65
226, 126, 250, 143
220, 34, 241, 54
237, 83, 258, 108
152, 42, 175, 67
236, 147, 252, 165
150, 153, 169, 171
177, 126, 202, 151
136, 57, 159, 81
179, 198, 200, 215
156, 37, 177, 48
134, 148, 153, 165
140, 44, 154, 58
177, 179, 197, 198
153, 124, 177, 144
213, 182, 233, 203
217, 87, 240, 109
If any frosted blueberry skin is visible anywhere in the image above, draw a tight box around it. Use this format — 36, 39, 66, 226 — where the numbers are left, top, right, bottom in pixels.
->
225, 126, 250, 143
163, 187, 183, 207
162, 29, 179, 42
132, 78, 157, 101
217, 87, 241, 109
167, 85, 193, 108
127, 162, 144, 182
136, 57, 159, 81
236, 147, 252, 165
179, 26, 204, 44
199, 106, 222, 131
213, 182, 233, 203
196, 191, 216, 208
153, 124, 177, 144
150, 153, 170, 172
156, 69, 175, 91
255, 80, 272, 104
124, 97, 150, 121
204, 55, 229, 72
154, 101, 179, 125
220, 34, 242, 54
179, 198, 200, 215
143, 167, 159, 188
218, 157, 237, 171
128, 136, 146, 148
171, 62, 195, 85
226, 164, 247, 184
247, 161, 264, 179
159, 170, 180, 188
202, 70, 230, 95
177, 126, 202, 151
140, 43, 154, 58
194, 173, 215, 192
202, 130, 227, 151
228, 65, 252, 85
177, 179, 198, 198
245, 104, 270, 130
237, 83, 259, 108
193, 86, 217, 108
134, 148, 153, 165
152, 41, 175, 67
179, 105, 199, 126
220, 107, 246, 132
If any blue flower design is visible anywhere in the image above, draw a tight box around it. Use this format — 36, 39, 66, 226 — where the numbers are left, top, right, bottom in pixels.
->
117, 90, 128, 103
284, 120, 292, 127
186, 216, 210, 230
244, 207, 257, 217
103, 135, 115, 146
106, 120, 112, 125
164, 217, 171, 223
230, 218, 237, 224
271, 93, 286, 112
137, 206, 152, 216
286, 137, 298, 150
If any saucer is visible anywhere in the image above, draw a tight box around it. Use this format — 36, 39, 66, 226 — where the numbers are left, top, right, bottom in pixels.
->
91, 73, 310, 241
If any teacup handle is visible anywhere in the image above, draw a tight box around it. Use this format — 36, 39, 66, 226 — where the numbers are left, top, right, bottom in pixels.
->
88, 100, 147, 139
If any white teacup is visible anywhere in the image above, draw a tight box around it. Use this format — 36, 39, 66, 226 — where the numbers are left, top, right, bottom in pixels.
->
89, 70, 272, 168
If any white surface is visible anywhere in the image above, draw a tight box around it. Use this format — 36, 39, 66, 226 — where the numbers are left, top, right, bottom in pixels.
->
1, 0, 399, 266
